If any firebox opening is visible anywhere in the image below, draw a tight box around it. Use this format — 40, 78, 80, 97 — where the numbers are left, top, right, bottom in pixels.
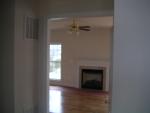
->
80, 67, 104, 90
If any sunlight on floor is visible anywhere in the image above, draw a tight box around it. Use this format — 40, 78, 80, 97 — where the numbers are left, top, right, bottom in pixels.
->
49, 90, 62, 113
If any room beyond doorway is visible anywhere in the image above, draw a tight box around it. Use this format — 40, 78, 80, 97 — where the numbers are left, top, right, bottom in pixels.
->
48, 16, 113, 113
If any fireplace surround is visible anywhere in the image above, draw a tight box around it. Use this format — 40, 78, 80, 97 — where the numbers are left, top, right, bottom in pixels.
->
76, 60, 110, 91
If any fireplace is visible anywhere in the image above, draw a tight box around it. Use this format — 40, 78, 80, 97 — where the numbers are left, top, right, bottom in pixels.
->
80, 66, 106, 90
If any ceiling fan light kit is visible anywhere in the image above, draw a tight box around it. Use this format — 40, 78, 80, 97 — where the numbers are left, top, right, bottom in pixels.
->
68, 18, 91, 35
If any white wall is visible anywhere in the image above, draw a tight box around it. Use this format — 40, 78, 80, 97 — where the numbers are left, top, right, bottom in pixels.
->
111, 0, 150, 113
38, 0, 113, 17
0, 1, 15, 113
0, 0, 38, 113
49, 28, 111, 90
14, 0, 38, 113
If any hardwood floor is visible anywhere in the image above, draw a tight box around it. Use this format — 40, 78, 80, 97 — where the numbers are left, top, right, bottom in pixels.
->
49, 86, 109, 113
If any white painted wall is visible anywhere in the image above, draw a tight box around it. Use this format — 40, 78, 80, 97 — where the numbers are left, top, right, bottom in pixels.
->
49, 28, 111, 91
0, 1, 15, 113
38, 0, 113, 17
1, 0, 39, 113
111, 0, 150, 113
14, 0, 38, 113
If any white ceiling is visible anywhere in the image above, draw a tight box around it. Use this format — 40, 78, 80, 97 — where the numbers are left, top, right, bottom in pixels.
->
49, 16, 113, 30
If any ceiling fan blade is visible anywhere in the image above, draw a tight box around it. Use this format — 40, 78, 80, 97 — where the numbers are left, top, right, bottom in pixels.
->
79, 28, 91, 31
79, 26, 90, 29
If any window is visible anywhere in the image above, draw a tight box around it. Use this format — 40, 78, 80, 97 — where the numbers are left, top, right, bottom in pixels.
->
49, 44, 62, 80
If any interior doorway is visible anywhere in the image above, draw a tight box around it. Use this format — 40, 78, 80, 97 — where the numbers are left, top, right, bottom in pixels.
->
48, 16, 113, 113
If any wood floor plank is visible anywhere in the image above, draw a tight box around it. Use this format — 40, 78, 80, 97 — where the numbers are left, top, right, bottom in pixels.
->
49, 86, 109, 113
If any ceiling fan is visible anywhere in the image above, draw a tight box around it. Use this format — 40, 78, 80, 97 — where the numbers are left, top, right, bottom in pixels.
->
69, 19, 91, 33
